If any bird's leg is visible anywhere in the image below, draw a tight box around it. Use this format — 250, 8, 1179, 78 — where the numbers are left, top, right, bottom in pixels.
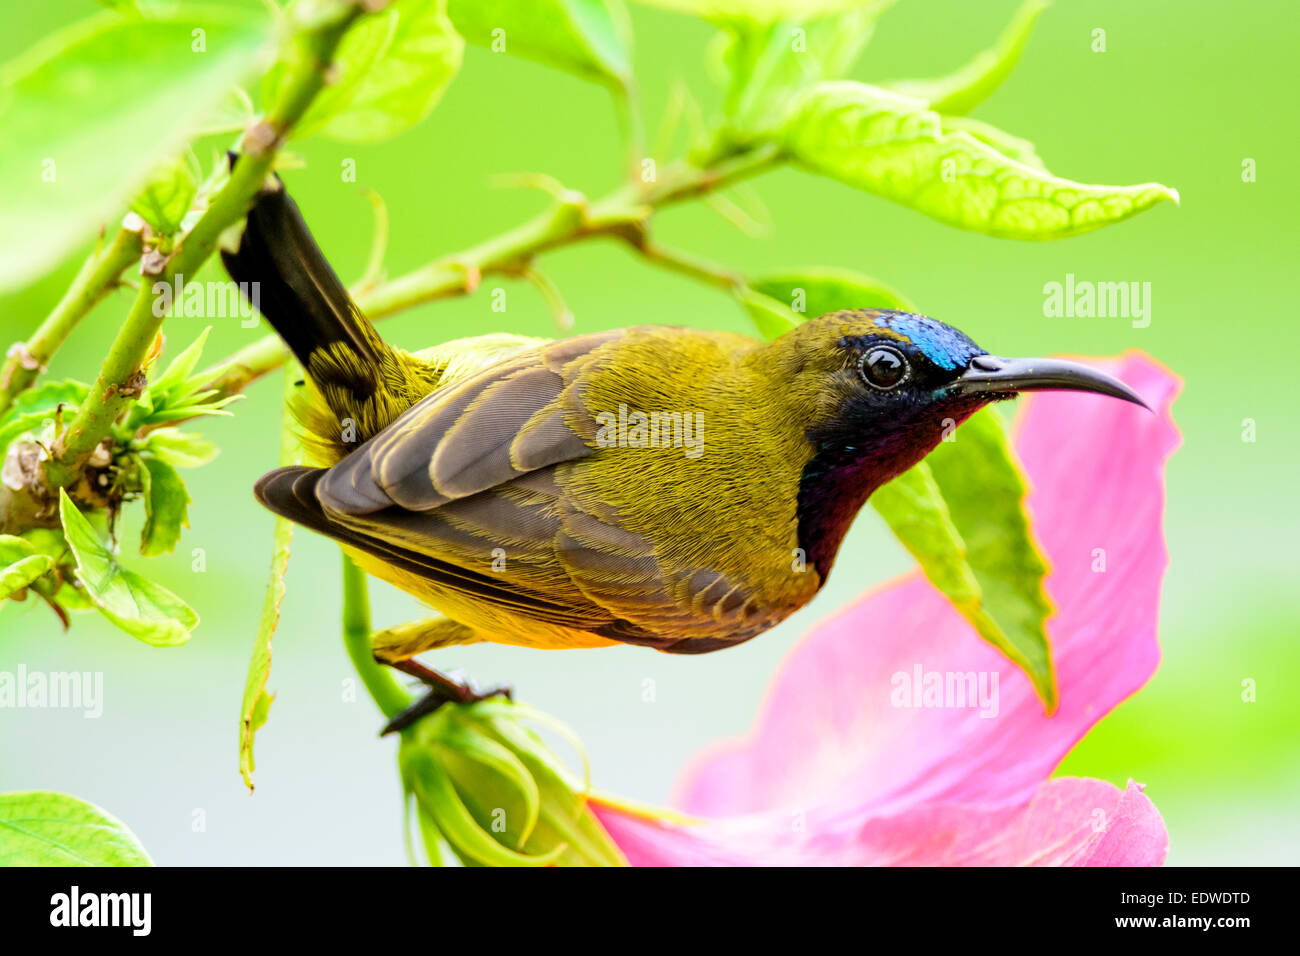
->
379, 658, 512, 736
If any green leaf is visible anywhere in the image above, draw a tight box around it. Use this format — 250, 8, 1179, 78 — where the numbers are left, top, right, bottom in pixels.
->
0, 380, 89, 451
783, 81, 1179, 239
3, 379, 90, 418
58, 489, 196, 646
0, 554, 54, 600
449, 0, 633, 87
0, 411, 54, 453
926, 409, 1055, 707
139, 456, 190, 556
749, 266, 915, 318
124, 327, 240, 431
130, 152, 201, 235
238, 512, 291, 790
14, 528, 70, 562
238, 367, 300, 790
942, 115, 1045, 171
278, 0, 464, 143
871, 461, 982, 608
131, 395, 238, 430
717, 2, 891, 138
148, 326, 212, 399
738, 287, 800, 339
144, 427, 220, 468
887, 0, 1047, 116
874, 408, 1056, 709
0, 534, 38, 566
0, 8, 272, 291
0, 791, 152, 866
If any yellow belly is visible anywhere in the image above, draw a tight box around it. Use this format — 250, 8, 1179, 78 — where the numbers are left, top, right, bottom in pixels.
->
347, 547, 619, 655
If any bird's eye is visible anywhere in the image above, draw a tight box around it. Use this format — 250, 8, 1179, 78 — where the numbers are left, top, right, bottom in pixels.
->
859, 345, 910, 390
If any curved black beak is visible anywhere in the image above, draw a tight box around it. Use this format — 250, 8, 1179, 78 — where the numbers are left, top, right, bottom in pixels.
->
952, 355, 1150, 410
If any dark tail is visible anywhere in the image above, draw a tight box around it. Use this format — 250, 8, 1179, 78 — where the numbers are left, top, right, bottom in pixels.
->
221, 168, 388, 402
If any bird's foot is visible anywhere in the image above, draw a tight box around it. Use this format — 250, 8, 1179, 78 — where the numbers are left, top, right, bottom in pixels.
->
380, 659, 512, 736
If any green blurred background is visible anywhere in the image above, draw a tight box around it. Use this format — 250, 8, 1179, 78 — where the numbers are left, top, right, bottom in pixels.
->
2, 0, 1297, 865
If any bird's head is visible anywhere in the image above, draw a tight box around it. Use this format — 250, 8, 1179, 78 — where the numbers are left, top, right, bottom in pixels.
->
772, 308, 1147, 577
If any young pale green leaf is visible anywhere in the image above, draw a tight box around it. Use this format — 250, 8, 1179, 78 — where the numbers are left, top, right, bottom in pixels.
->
14, 528, 70, 562
125, 328, 240, 432
925, 408, 1056, 708
0, 379, 89, 450
148, 326, 213, 399
0, 534, 38, 566
11, 528, 93, 613
144, 428, 221, 469
130, 394, 239, 431
2, 379, 90, 420
749, 266, 915, 319
738, 287, 801, 339
238, 513, 290, 790
277, 0, 464, 143
3, 379, 89, 416
784, 81, 1178, 239
943, 115, 1045, 171
0, 411, 53, 453
239, 368, 300, 790
0, 8, 272, 291
887, 0, 1047, 116
59, 489, 196, 646
718, 2, 892, 138
0, 554, 54, 600
0, 791, 152, 866
140, 457, 190, 557
130, 152, 201, 236
450, 0, 633, 87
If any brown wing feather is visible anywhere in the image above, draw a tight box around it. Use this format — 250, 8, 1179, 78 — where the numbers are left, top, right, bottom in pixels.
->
255, 466, 610, 631
317, 331, 618, 515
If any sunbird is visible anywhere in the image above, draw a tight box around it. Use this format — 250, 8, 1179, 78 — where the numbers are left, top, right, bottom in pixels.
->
223, 176, 1145, 730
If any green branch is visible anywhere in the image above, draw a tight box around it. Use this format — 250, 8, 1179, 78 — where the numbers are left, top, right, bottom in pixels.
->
341, 554, 412, 721
631, 239, 743, 292
39, 1, 370, 492
0, 224, 143, 416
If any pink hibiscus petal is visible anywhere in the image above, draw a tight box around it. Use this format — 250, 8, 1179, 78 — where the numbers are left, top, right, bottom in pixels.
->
672, 353, 1181, 819
593, 777, 1168, 866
